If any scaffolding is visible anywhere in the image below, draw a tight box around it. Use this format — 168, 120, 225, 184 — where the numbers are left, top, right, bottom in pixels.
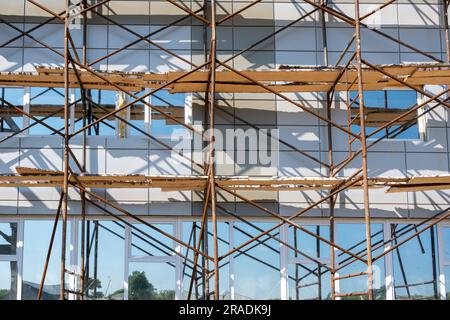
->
0, 0, 449, 300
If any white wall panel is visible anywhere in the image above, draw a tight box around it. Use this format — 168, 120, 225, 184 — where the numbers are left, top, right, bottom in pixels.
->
274, 2, 317, 26
149, 149, 191, 175
0, 47, 23, 72
106, 49, 150, 72
24, 23, 64, 48
0, 23, 24, 47
150, 26, 191, 50
406, 152, 449, 175
109, 25, 150, 50
397, 3, 440, 27
278, 151, 323, 177
23, 47, 64, 72
150, 49, 191, 72
278, 125, 320, 151
275, 27, 316, 51
0, 148, 19, 201
279, 202, 322, 217
399, 28, 442, 53
405, 127, 448, 152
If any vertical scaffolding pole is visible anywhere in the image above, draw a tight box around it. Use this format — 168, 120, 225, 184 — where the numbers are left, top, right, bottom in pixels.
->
327, 89, 337, 299
320, 0, 329, 66
209, 0, 220, 300
316, 226, 322, 300
322, 0, 335, 297
443, 0, 450, 62
354, 0, 374, 300
79, 0, 88, 299
93, 221, 99, 298
22, 87, 30, 134
294, 229, 299, 300
60, 0, 71, 300
202, 0, 210, 299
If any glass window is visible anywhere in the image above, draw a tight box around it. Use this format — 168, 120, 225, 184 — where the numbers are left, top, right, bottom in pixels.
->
287, 225, 330, 300
128, 263, 175, 300
0, 88, 24, 133
336, 223, 385, 300
0, 261, 18, 300
288, 225, 329, 260
391, 224, 438, 300
28, 88, 65, 135
0, 222, 17, 255
22, 220, 62, 300
288, 263, 331, 300
233, 222, 280, 300
442, 227, 450, 300
443, 227, 450, 261
79, 89, 186, 138
146, 91, 186, 139
181, 221, 201, 300
181, 221, 230, 300
130, 223, 174, 258
350, 90, 419, 140
445, 266, 450, 300
84, 221, 125, 300
86, 90, 117, 136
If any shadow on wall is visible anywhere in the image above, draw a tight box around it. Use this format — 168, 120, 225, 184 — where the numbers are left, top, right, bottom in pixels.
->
0, 198, 444, 218
0, 1, 444, 72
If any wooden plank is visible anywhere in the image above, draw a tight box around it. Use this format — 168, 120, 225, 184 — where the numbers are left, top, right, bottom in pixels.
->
16, 167, 64, 176
6, 167, 450, 192
406, 176, 450, 184
1, 64, 448, 93
386, 184, 450, 193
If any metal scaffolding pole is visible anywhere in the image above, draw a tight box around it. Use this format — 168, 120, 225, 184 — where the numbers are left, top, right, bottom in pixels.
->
60, 0, 71, 300
354, 0, 374, 300
208, 0, 220, 300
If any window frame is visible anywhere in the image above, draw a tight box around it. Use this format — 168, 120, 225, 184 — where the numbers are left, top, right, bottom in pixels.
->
438, 223, 450, 300
350, 89, 423, 142
0, 219, 23, 300
124, 219, 182, 300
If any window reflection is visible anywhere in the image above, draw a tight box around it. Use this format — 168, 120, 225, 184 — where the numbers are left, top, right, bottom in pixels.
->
0, 222, 17, 255
9, 218, 450, 300
336, 223, 386, 300
287, 225, 331, 300
443, 227, 450, 261
445, 266, 450, 300
392, 224, 438, 300
128, 263, 175, 300
350, 90, 419, 140
288, 225, 330, 260
131, 90, 186, 138
181, 221, 230, 300
22, 220, 62, 300
130, 223, 174, 258
84, 221, 125, 300
88, 90, 118, 136
288, 263, 331, 300
233, 222, 280, 300
28, 88, 65, 135
0, 88, 24, 133
0, 261, 18, 300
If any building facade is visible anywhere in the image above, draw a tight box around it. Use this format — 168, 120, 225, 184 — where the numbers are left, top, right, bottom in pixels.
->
0, 0, 450, 300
